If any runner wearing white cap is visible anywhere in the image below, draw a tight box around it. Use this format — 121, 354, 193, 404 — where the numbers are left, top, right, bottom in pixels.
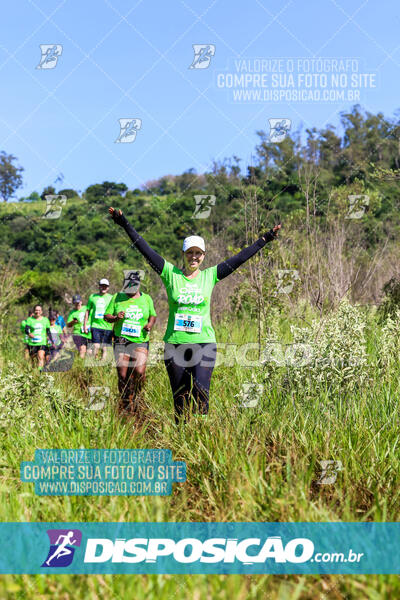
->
108, 206, 281, 423
182, 235, 205, 252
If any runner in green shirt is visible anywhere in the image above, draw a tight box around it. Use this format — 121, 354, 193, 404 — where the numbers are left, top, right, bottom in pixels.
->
109, 207, 280, 422
84, 278, 113, 360
67, 295, 91, 358
21, 308, 34, 360
104, 271, 157, 413
25, 305, 51, 370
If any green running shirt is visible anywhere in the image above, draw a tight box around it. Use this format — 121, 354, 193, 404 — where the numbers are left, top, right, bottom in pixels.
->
86, 293, 113, 330
105, 292, 156, 343
67, 306, 91, 338
21, 319, 29, 343
160, 260, 219, 344
25, 316, 50, 346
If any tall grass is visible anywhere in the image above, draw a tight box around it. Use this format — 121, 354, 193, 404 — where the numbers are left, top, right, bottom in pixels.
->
0, 309, 399, 599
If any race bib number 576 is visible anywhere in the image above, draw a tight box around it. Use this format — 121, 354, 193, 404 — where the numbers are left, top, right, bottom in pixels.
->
174, 313, 202, 333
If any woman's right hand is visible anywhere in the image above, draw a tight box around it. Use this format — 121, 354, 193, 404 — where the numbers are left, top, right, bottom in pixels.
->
109, 207, 127, 227
116, 311, 125, 321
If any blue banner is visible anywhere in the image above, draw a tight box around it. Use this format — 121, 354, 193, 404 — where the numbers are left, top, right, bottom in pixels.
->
0, 522, 398, 574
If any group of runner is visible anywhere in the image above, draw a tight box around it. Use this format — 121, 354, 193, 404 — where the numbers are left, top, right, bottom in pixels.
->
21, 206, 280, 421
21, 280, 113, 365
21, 274, 157, 411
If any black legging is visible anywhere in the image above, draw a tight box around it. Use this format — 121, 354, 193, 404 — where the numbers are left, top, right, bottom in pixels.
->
164, 343, 217, 422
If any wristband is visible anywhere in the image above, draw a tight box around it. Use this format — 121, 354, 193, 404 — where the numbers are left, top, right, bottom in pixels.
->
111, 209, 129, 228
262, 229, 277, 243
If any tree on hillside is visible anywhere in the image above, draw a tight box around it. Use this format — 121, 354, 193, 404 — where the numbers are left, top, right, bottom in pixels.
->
40, 185, 56, 200
19, 191, 40, 202
144, 169, 207, 195
85, 181, 128, 203
57, 188, 79, 198
0, 151, 24, 202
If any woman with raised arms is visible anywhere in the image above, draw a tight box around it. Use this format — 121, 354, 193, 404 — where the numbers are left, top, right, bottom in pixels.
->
109, 207, 280, 423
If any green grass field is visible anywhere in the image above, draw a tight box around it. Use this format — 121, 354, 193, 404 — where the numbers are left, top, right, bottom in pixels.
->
0, 311, 399, 599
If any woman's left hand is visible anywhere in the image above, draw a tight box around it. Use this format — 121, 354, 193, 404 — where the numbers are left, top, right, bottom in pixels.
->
262, 223, 281, 242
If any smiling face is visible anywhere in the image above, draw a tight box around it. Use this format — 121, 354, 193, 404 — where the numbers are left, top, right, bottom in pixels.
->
74, 301, 82, 310
34, 305, 43, 318
182, 246, 205, 272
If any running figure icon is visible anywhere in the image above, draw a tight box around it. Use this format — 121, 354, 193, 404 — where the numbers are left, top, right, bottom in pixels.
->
45, 531, 77, 566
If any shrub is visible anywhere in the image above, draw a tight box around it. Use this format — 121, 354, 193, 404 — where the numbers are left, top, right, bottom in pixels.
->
262, 299, 369, 393
0, 367, 63, 434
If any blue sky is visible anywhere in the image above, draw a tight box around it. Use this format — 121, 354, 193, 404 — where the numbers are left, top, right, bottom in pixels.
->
0, 0, 399, 197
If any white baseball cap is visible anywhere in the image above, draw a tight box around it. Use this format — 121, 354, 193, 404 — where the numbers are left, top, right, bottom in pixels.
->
99, 278, 110, 285
182, 235, 205, 253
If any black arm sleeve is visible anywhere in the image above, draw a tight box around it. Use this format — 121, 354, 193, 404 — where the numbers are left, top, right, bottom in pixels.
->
25, 325, 30, 334
112, 212, 165, 275
216, 230, 277, 281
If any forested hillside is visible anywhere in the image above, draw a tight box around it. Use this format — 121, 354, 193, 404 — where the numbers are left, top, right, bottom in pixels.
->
2, 105, 400, 310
